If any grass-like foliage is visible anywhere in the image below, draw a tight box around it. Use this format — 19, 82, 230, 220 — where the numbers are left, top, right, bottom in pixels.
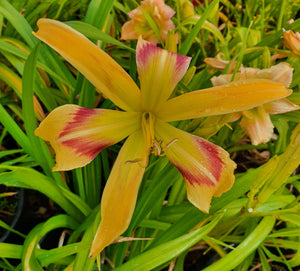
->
0, 0, 300, 270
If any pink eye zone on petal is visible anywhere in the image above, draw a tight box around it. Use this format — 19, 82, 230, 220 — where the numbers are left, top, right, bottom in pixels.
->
155, 120, 235, 213
59, 138, 110, 159
58, 107, 113, 158
195, 138, 223, 180
35, 104, 140, 171
58, 106, 99, 138
171, 137, 223, 188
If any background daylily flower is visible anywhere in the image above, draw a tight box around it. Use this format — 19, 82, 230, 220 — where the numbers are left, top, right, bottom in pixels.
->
121, 0, 176, 44
33, 19, 292, 258
204, 53, 235, 72
211, 63, 299, 145
283, 30, 300, 55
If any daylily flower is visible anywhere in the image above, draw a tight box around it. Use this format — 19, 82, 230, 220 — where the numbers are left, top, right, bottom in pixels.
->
33, 19, 292, 258
211, 63, 299, 145
283, 30, 300, 55
121, 0, 176, 44
204, 53, 235, 72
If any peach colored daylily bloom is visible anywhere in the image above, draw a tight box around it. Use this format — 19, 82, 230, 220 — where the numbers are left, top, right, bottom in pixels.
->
283, 30, 300, 55
34, 19, 292, 258
121, 0, 176, 44
204, 53, 235, 72
211, 63, 299, 145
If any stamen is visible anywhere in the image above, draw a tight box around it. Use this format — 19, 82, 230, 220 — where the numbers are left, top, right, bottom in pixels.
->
152, 140, 162, 156
151, 138, 179, 157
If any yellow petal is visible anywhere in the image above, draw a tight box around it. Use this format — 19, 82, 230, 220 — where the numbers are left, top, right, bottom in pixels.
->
157, 79, 292, 122
155, 120, 236, 213
240, 106, 274, 145
33, 19, 141, 111
89, 130, 148, 258
136, 37, 191, 111
35, 105, 141, 171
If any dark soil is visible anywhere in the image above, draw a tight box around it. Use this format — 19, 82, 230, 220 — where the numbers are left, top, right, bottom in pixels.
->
0, 185, 20, 237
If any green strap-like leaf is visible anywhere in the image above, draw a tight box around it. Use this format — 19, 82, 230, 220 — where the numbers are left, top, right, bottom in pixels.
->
202, 216, 276, 271
114, 214, 222, 271
179, 0, 219, 56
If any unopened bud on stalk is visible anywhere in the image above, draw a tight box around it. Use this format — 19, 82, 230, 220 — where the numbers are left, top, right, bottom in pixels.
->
283, 30, 300, 55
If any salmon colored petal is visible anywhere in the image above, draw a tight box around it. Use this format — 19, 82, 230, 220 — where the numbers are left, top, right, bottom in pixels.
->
240, 106, 274, 145
264, 98, 300, 114
33, 19, 141, 111
283, 30, 300, 55
35, 105, 141, 171
136, 37, 191, 111
256, 63, 293, 87
121, 0, 176, 44
155, 120, 236, 212
211, 68, 260, 86
204, 57, 230, 71
89, 130, 148, 258
121, 21, 139, 40
211, 63, 293, 88
157, 79, 292, 122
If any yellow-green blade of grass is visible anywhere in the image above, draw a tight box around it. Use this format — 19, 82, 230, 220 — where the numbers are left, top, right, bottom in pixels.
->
66, 21, 135, 53
72, 207, 101, 271
37, 242, 88, 267
0, 104, 32, 155
0, 220, 26, 239
22, 42, 64, 184
0, 243, 23, 259
256, 124, 300, 206
85, 0, 114, 29
202, 216, 276, 271
179, 0, 219, 56
22, 215, 78, 270
148, 167, 262, 250
0, 0, 36, 47
114, 214, 222, 271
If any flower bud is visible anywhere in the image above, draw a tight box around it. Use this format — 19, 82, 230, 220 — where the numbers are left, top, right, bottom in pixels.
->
179, 0, 195, 20
283, 30, 300, 55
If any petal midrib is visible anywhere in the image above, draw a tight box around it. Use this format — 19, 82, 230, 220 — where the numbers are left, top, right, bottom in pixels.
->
59, 120, 140, 141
